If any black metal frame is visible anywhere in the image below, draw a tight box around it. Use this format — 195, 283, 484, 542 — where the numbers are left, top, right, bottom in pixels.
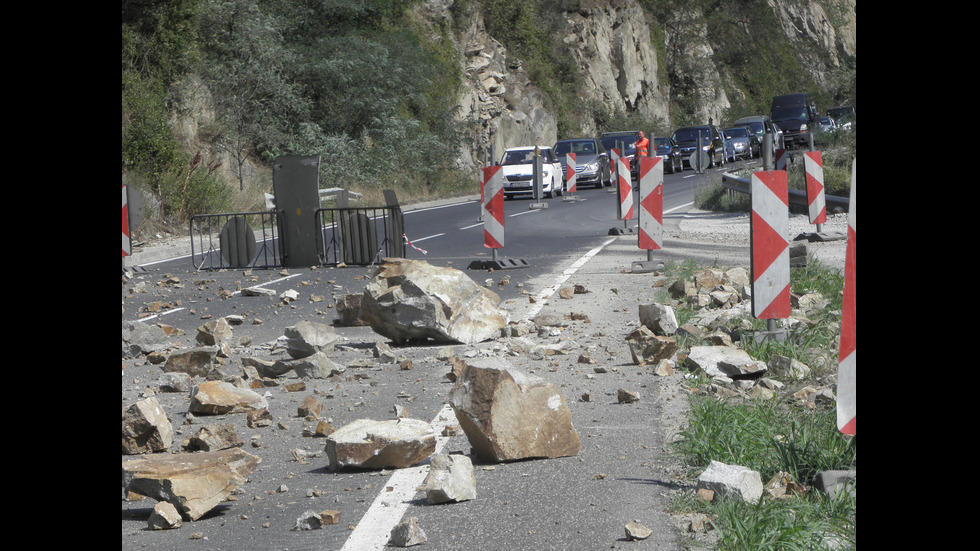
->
189, 211, 283, 270
315, 206, 405, 266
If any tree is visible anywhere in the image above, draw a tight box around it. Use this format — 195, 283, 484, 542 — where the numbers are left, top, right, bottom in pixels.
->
199, 0, 309, 190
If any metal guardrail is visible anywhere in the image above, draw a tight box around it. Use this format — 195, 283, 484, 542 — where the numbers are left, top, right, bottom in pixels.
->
189, 211, 283, 270
721, 171, 850, 211
315, 205, 405, 266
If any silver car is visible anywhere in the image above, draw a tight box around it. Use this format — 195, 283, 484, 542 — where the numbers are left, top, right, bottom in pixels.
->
722, 127, 755, 160
553, 138, 611, 189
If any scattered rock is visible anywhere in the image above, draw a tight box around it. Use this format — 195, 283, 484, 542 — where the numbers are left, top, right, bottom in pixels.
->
163, 347, 216, 377
122, 397, 173, 455
388, 517, 427, 547
625, 326, 678, 365
686, 346, 767, 379
122, 448, 262, 521
188, 381, 269, 415
148, 501, 183, 530
196, 318, 233, 346
181, 423, 243, 452
423, 453, 476, 504
324, 418, 436, 471
617, 389, 640, 404
448, 358, 580, 462
625, 520, 652, 540
696, 460, 763, 504
283, 321, 341, 359
638, 303, 678, 335
360, 258, 509, 345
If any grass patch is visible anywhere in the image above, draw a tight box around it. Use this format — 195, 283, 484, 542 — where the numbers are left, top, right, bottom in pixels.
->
667, 258, 855, 549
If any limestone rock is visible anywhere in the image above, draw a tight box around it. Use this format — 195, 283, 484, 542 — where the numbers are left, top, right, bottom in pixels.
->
196, 318, 233, 346
423, 453, 476, 504
242, 356, 292, 378
625, 326, 678, 365
324, 418, 436, 471
121, 448, 261, 521
163, 347, 216, 377
625, 520, 652, 540
696, 460, 763, 504
148, 501, 182, 530
638, 302, 678, 335
181, 423, 243, 452
335, 293, 369, 326
448, 358, 580, 462
122, 320, 170, 357
283, 321, 340, 359
389, 517, 427, 547
686, 346, 767, 379
122, 397, 174, 454
360, 258, 508, 345
288, 351, 347, 379
188, 381, 268, 415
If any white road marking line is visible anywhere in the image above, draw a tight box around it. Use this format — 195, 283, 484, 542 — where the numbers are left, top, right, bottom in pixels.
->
525, 236, 616, 319
409, 233, 445, 242
340, 404, 459, 551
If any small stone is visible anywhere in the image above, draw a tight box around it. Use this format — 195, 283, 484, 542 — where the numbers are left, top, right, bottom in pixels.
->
625, 520, 652, 540
147, 501, 182, 530
388, 517, 427, 547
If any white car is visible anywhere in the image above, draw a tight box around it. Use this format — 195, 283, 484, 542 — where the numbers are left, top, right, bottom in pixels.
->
499, 146, 563, 199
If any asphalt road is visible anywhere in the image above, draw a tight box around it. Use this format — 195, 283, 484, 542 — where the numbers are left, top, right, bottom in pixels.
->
121, 163, 757, 550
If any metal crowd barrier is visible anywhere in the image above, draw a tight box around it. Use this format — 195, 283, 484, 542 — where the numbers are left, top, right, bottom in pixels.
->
316, 205, 405, 266
189, 211, 283, 270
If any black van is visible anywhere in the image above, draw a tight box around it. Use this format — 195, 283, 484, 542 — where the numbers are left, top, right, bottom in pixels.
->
770, 93, 817, 149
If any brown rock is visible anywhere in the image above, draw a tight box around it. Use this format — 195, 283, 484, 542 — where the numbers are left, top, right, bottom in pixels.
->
122, 448, 261, 521
325, 418, 436, 471
122, 397, 174, 455
448, 358, 580, 462
189, 381, 268, 415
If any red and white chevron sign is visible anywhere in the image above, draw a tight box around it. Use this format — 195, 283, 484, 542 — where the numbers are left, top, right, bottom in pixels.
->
566, 153, 577, 193
638, 156, 663, 250
122, 184, 131, 257
837, 159, 856, 435
804, 151, 826, 224
775, 149, 788, 171
750, 171, 790, 319
617, 157, 633, 220
482, 166, 504, 249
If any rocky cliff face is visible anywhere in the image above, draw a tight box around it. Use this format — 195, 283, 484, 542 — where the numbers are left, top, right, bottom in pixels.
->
418, 0, 855, 171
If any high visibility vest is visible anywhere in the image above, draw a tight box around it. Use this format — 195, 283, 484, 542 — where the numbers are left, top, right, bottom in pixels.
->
636, 137, 650, 156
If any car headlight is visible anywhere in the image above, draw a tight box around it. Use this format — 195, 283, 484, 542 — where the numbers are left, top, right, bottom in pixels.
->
800, 124, 808, 132
587, 161, 598, 171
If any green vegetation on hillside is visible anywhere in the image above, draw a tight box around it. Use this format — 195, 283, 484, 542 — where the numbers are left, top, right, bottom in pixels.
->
122, 0, 855, 229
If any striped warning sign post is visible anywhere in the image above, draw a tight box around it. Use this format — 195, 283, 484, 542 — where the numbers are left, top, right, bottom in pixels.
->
122, 184, 132, 257
482, 165, 504, 249
617, 157, 633, 221
750, 171, 790, 319
637, 156, 663, 250
804, 151, 826, 225
565, 153, 577, 193
774, 149, 788, 171
837, 159, 856, 435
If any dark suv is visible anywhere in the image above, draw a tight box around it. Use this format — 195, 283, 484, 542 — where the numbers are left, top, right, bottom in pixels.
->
671, 124, 725, 169
553, 137, 611, 189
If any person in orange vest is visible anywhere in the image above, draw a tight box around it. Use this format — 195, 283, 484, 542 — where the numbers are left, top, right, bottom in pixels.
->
636, 131, 650, 157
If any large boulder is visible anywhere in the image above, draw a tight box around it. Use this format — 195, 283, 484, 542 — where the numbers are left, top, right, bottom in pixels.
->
122, 397, 174, 455
448, 358, 580, 462
121, 448, 261, 521
324, 418, 436, 471
360, 258, 508, 345
283, 321, 341, 359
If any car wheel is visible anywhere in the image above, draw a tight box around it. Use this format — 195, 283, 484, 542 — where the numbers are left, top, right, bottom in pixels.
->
555, 177, 563, 197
